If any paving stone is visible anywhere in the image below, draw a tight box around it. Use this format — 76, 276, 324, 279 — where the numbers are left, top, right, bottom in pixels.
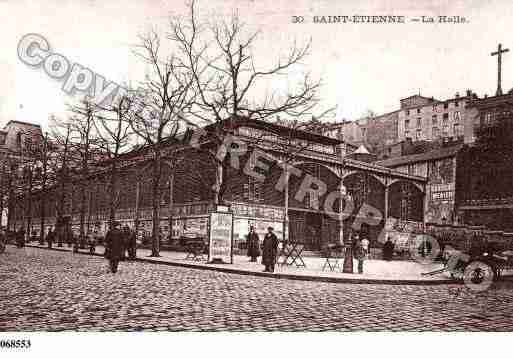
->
1, 246, 513, 331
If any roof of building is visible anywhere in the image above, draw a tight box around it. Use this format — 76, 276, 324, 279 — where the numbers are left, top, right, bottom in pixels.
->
400, 94, 437, 101
354, 144, 371, 154
4, 120, 41, 128
375, 144, 463, 167
207, 116, 343, 146
469, 92, 513, 109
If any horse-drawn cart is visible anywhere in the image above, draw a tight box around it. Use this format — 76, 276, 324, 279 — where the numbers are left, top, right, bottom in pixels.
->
422, 249, 513, 286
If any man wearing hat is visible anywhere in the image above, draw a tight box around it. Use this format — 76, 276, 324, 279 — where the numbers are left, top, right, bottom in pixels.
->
246, 225, 261, 262
104, 221, 124, 273
262, 226, 279, 273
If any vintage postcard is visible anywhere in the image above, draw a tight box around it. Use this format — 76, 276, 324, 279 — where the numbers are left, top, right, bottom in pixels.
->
0, 0, 512, 357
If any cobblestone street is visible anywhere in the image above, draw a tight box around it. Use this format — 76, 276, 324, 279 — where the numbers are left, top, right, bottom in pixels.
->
1, 246, 513, 331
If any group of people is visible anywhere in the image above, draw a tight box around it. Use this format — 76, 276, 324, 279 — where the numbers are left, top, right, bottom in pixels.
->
103, 222, 138, 273
246, 226, 280, 273
247, 226, 375, 274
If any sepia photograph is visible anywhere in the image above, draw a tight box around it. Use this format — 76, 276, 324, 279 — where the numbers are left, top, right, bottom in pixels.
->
1, 0, 512, 357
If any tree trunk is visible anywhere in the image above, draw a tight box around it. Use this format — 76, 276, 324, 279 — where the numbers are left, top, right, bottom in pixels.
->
79, 182, 87, 248
0, 192, 4, 228
134, 179, 141, 243
25, 170, 33, 241
168, 172, 174, 243
214, 161, 224, 205
40, 191, 46, 244
87, 189, 92, 235
57, 173, 67, 246
40, 167, 47, 243
150, 151, 162, 257
108, 162, 118, 228
7, 176, 13, 231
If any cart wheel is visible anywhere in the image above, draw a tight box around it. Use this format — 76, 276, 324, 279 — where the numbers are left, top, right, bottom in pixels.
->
463, 261, 494, 292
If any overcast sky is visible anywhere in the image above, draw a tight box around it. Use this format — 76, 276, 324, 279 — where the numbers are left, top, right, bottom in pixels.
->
1, 0, 513, 129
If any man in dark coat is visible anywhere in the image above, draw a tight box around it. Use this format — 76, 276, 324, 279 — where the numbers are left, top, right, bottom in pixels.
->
16, 228, 25, 248
383, 236, 394, 261
262, 227, 279, 272
46, 227, 55, 249
0, 228, 6, 254
246, 226, 261, 262
104, 222, 124, 273
127, 227, 137, 260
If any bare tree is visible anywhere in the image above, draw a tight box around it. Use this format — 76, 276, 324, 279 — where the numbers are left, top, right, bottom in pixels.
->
48, 115, 74, 246
168, 0, 333, 204
128, 30, 197, 256
7, 129, 42, 239
67, 98, 101, 248
31, 132, 53, 243
93, 93, 136, 228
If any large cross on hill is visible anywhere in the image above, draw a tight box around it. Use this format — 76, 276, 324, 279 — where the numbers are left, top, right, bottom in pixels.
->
491, 43, 509, 96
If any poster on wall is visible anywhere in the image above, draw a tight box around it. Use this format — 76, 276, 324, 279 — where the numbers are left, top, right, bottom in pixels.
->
208, 211, 234, 264
186, 217, 208, 237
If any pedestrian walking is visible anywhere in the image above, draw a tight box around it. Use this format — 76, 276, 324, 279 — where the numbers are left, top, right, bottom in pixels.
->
92, 225, 103, 247
127, 227, 137, 260
46, 227, 55, 249
383, 236, 395, 261
353, 237, 366, 274
0, 228, 6, 254
361, 236, 370, 259
262, 226, 279, 273
16, 227, 25, 248
246, 226, 261, 262
104, 222, 124, 274
121, 225, 130, 260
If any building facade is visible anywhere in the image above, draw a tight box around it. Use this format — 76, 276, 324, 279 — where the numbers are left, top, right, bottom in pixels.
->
455, 93, 513, 232
321, 91, 478, 163
376, 144, 462, 225
0, 120, 44, 227
397, 92, 478, 144
13, 118, 427, 250
322, 111, 398, 155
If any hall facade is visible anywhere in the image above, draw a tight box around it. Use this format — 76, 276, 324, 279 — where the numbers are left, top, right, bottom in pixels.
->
12, 118, 427, 250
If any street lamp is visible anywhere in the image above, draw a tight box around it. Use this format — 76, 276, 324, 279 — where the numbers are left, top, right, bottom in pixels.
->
341, 185, 354, 274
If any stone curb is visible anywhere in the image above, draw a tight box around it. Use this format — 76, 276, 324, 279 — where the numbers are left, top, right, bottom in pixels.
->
20, 244, 459, 286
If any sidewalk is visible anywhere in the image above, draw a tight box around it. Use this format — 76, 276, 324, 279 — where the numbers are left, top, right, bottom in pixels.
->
19, 241, 461, 285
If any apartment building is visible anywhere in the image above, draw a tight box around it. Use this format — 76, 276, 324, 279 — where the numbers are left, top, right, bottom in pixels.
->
397, 91, 479, 144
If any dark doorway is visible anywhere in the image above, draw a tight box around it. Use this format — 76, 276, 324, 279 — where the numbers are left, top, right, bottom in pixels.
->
289, 210, 340, 251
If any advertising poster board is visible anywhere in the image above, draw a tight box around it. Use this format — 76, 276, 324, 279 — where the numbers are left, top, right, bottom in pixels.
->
208, 211, 234, 264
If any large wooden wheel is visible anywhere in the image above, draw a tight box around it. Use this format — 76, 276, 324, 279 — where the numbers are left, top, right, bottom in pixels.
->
463, 260, 494, 291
